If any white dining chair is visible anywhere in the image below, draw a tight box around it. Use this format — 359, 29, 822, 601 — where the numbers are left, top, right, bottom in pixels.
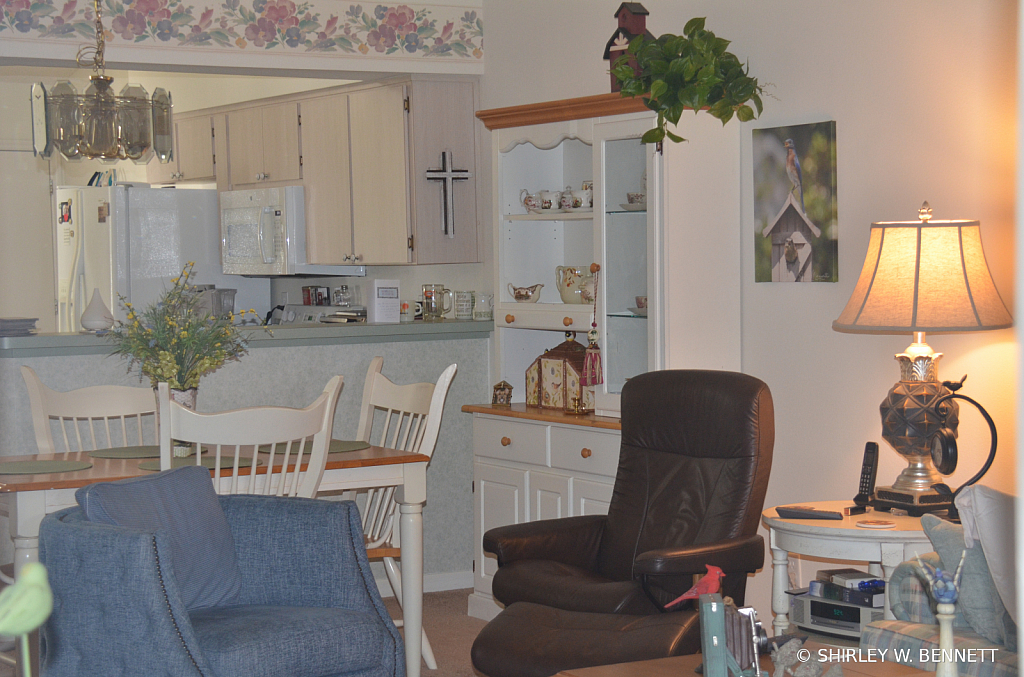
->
157, 376, 343, 498
355, 357, 457, 670
21, 366, 158, 455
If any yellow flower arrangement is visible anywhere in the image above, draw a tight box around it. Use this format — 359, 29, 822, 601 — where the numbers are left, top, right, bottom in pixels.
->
107, 263, 263, 390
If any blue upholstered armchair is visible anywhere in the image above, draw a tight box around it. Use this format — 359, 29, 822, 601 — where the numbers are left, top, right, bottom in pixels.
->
39, 493, 405, 677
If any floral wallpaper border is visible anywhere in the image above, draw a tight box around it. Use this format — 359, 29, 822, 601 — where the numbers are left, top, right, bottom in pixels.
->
0, 0, 483, 59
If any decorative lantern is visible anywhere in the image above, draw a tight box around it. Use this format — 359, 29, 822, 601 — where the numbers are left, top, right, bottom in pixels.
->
492, 380, 513, 407
525, 333, 595, 413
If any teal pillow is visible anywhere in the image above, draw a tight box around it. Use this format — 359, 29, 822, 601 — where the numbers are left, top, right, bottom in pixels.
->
76, 466, 242, 610
921, 514, 1016, 649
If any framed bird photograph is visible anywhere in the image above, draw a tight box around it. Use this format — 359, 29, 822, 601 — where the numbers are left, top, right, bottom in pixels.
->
752, 121, 838, 283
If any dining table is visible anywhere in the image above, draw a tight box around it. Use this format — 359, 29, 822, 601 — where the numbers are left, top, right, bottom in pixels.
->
0, 444, 431, 677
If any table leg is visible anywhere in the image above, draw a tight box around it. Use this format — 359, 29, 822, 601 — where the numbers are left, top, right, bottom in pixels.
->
397, 462, 426, 677
769, 530, 791, 635
879, 543, 905, 621
8, 492, 45, 576
399, 505, 423, 677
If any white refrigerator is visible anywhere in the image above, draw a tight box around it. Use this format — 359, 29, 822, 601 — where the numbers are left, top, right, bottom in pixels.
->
55, 184, 271, 332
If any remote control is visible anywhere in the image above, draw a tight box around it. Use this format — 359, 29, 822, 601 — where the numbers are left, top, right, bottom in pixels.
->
854, 442, 879, 506
775, 505, 843, 520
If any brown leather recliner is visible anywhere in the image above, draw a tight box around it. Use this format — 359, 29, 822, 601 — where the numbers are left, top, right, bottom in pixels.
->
472, 370, 774, 677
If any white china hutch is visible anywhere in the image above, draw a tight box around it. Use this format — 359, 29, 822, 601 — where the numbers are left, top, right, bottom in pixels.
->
465, 94, 741, 620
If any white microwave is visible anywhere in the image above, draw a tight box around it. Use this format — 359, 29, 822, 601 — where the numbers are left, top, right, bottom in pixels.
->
220, 186, 365, 276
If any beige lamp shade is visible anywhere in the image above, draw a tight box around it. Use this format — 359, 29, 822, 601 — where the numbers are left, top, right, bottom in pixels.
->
833, 219, 1013, 334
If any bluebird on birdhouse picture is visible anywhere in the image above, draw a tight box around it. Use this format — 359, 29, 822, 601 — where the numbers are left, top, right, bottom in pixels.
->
753, 121, 838, 283
603, 3, 655, 93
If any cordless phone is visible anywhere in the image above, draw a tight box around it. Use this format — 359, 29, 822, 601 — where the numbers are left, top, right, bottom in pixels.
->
854, 442, 879, 506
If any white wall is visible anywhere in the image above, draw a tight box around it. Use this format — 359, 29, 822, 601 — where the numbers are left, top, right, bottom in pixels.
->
481, 0, 1018, 623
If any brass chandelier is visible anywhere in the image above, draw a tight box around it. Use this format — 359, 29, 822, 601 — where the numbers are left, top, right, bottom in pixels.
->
30, 0, 173, 164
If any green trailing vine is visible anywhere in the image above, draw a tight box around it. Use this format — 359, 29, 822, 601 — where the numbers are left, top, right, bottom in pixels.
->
612, 17, 764, 143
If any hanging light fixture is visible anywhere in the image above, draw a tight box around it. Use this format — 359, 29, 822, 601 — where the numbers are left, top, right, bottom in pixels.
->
30, 0, 173, 164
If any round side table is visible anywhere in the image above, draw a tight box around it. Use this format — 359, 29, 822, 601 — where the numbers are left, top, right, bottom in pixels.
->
762, 500, 932, 636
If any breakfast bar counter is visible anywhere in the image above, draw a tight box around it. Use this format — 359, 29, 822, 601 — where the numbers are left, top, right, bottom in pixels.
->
0, 320, 492, 579
0, 319, 493, 357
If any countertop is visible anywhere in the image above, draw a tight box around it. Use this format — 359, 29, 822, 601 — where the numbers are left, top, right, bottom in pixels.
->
0, 320, 494, 357
461, 402, 621, 430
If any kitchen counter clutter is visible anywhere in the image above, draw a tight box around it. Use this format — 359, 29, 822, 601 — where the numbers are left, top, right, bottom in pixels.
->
0, 320, 493, 357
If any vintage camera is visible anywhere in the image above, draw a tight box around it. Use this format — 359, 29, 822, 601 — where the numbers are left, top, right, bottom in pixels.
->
699, 593, 769, 677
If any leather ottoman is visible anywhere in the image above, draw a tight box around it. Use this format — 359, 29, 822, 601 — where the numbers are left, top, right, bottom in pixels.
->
470, 601, 701, 677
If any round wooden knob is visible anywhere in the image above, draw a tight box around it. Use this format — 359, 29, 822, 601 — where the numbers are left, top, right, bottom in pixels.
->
563, 317, 573, 326
590, 263, 601, 274
505, 314, 515, 324
581, 447, 592, 458
501, 437, 512, 447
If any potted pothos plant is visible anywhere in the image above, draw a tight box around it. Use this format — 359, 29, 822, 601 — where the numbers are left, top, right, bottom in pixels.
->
612, 17, 765, 144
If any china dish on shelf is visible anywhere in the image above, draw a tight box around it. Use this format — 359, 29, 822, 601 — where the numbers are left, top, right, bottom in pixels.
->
618, 203, 647, 212
528, 208, 565, 214
562, 207, 593, 213
628, 307, 648, 317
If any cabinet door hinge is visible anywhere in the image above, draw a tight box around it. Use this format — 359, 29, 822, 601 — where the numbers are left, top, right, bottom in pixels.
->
472, 560, 475, 572
210, 127, 215, 138
407, 235, 414, 250
299, 155, 303, 166
49, 177, 54, 195
404, 97, 410, 112
471, 480, 474, 493
298, 114, 302, 126
212, 154, 216, 166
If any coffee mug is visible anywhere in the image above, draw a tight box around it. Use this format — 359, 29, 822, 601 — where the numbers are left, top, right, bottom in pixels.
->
473, 294, 494, 320
422, 284, 453, 321
454, 291, 475, 320
400, 300, 422, 322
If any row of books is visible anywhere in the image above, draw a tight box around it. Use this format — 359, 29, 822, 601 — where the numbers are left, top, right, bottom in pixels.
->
808, 568, 885, 608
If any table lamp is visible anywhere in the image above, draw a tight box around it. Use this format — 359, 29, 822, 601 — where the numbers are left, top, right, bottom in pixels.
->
832, 202, 1013, 514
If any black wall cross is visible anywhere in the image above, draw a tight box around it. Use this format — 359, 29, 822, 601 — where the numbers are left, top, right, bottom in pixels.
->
425, 150, 471, 238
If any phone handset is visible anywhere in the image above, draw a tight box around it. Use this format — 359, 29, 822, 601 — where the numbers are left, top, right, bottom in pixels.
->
854, 442, 879, 506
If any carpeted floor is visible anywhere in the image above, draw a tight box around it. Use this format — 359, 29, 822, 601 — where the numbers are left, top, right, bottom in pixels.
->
383, 588, 487, 677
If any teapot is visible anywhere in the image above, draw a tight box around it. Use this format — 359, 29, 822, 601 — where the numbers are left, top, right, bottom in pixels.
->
555, 266, 594, 304
508, 283, 543, 303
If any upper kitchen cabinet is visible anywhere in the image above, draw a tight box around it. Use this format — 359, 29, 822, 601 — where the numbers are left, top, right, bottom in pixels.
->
347, 83, 410, 265
300, 93, 353, 266
303, 78, 479, 266
406, 79, 479, 264
226, 101, 301, 187
146, 115, 215, 185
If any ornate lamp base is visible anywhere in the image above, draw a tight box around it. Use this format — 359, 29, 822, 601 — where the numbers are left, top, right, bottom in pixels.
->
874, 340, 958, 516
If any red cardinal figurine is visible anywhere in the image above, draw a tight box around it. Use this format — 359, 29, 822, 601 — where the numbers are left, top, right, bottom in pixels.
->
665, 564, 725, 608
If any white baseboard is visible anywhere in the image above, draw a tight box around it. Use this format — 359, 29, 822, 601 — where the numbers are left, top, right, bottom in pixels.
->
374, 570, 474, 598
467, 591, 502, 621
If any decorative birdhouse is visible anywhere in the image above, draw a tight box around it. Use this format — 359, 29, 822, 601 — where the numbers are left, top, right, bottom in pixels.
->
761, 193, 821, 282
525, 333, 595, 413
492, 380, 513, 407
603, 3, 654, 93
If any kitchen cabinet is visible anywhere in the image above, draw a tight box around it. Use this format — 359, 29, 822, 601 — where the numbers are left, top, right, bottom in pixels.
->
348, 84, 410, 265
463, 404, 621, 621
301, 78, 479, 266
146, 115, 215, 184
226, 101, 300, 187
477, 93, 742, 415
300, 93, 353, 265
